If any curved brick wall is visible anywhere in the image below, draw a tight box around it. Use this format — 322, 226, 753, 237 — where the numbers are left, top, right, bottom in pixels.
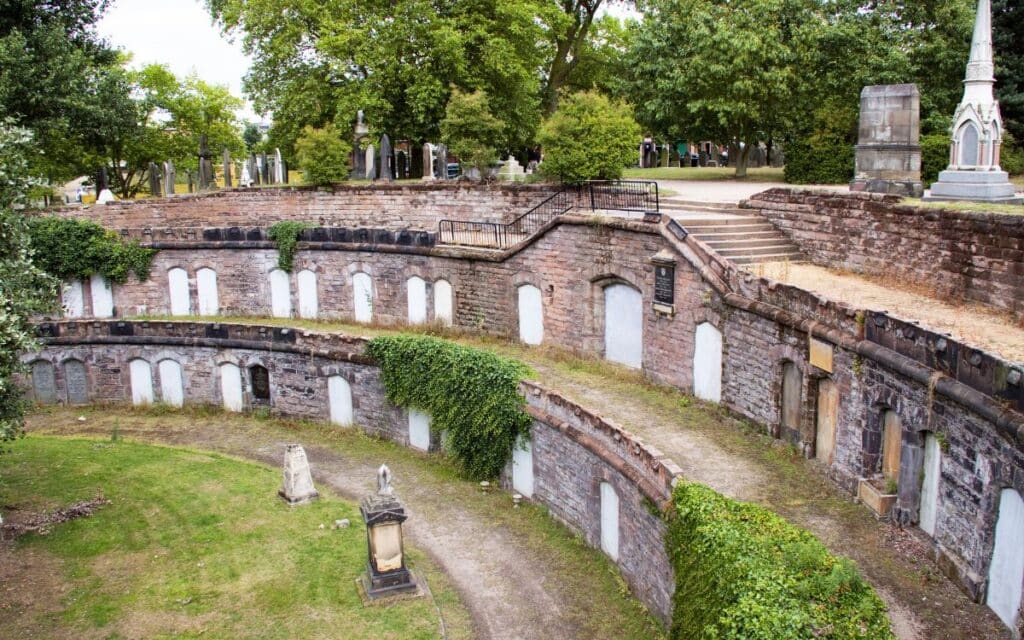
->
24, 319, 679, 622
37, 186, 1024, 624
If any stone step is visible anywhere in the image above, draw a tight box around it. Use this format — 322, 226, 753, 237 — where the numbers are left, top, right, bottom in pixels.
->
703, 237, 796, 250
714, 244, 803, 258
729, 253, 804, 265
659, 199, 738, 211
681, 223, 777, 234
661, 205, 749, 216
693, 230, 781, 241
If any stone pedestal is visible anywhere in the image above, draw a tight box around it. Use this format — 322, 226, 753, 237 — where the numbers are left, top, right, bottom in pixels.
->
849, 84, 924, 198
278, 444, 319, 504
925, 170, 1022, 204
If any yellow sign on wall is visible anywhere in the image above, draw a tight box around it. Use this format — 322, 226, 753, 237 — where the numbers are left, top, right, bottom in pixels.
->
809, 337, 834, 373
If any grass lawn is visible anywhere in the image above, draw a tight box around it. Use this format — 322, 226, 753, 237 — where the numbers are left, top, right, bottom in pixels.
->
902, 197, 1024, 216
623, 166, 787, 182
0, 436, 467, 640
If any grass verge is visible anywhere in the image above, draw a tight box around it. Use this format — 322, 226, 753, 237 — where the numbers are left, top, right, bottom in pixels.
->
623, 167, 788, 182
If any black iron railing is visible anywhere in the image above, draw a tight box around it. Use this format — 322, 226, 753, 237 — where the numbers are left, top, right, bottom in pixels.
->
588, 180, 659, 214
438, 180, 658, 249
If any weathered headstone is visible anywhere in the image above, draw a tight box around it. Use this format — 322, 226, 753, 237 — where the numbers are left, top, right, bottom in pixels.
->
163, 161, 176, 196
222, 148, 233, 188
248, 154, 259, 186
240, 160, 252, 187
421, 143, 434, 181
378, 135, 393, 182
365, 145, 376, 180
926, 0, 1021, 203
261, 153, 270, 185
148, 162, 162, 197
32, 360, 57, 404
410, 144, 423, 179
197, 134, 214, 191
280, 159, 288, 184
64, 359, 88, 404
186, 170, 194, 193
396, 150, 408, 179
850, 84, 924, 197
274, 148, 284, 183
278, 444, 319, 504
435, 144, 447, 179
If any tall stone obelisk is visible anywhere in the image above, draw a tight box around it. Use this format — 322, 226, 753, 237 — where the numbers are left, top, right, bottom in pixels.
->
926, 0, 1022, 203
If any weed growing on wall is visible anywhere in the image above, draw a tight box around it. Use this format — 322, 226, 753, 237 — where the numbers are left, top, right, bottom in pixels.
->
666, 481, 894, 640
28, 216, 156, 283
267, 221, 310, 272
366, 334, 532, 480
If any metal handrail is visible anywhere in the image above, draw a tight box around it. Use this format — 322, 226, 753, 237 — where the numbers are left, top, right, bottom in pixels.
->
437, 180, 659, 249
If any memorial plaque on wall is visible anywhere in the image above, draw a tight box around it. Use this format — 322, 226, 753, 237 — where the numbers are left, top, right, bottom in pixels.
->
32, 361, 57, 404
64, 360, 89, 404
654, 264, 675, 305
250, 365, 271, 401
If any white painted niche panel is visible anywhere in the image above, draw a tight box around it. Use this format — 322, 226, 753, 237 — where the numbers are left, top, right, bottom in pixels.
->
407, 276, 427, 324
129, 359, 154, 406
196, 268, 219, 315
517, 284, 544, 345
434, 279, 453, 326
600, 481, 620, 561
90, 274, 114, 317
168, 268, 191, 316
269, 269, 292, 318
297, 269, 319, 319
693, 322, 722, 402
220, 363, 243, 412
604, 284, 643, 369
328, 375, 353, 426
158, 359, 184, 408
61, 280, 84, 318
988, 488, 1024, 629
512, 435, 534, 498
408, 409, 431, 451
353, 272, 373, 323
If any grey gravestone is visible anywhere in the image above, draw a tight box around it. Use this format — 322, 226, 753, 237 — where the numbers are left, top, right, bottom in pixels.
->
352, 144, 366, 179
187, 170, 194, 193
435, 144, 447, 179
163, 161, 176, 196
274, 148, 284, 183
379, 135, 393, 181
850, 84, 924, 197
279, 444, 319, 504
261, 154, 270, 184
422, 143, 434, 181
64, 359, 88, 404
268, 157, 276, 184
280, 159, 288, 184
198, 135, 214, 191
32, 361, 57, 404
365, 145, 376, 179
249, 154, 259, 186
148, 162, 162, 197
223, 148, 233, 187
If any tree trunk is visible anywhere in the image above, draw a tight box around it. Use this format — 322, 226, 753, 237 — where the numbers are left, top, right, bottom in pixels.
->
735, 143, 752, 178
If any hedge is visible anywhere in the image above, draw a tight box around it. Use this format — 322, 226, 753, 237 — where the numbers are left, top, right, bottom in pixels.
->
366, 335, 533, 480
783, 136, 854, 185
667, 481, 894, 640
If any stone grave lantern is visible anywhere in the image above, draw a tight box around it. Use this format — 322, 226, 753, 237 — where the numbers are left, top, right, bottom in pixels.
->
360, 464, 418, 599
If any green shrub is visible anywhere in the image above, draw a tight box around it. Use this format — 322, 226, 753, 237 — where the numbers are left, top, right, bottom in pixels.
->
267, 221, 310, 272
783, 134, 854, 185
921, 133, 951, 185
28, 216, 156, 283
441, 88, 505, 180
1001, 133, 1024, 176
538, 92, 641, 184
294, 124, 351, 186
667, 481, 894, 640
366, 335, 532, 480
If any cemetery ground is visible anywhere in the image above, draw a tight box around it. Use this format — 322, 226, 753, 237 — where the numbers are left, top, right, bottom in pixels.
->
623, 166, 789, 182
7, 408, 663, 640
128, 315, 1009, 639
0, 435, 473, 640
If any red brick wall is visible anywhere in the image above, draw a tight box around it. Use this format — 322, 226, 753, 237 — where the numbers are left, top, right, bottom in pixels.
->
54, 183, 554, 231
743, 189, 1024, 323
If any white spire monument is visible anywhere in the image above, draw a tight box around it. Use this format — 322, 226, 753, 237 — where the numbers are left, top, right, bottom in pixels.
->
926, 0, 1021, 203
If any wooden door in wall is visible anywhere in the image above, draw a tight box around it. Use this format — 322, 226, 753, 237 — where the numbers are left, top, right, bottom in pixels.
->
815, 379, 838, 464
604, 284, 643, 369
987, 488, 1024, 630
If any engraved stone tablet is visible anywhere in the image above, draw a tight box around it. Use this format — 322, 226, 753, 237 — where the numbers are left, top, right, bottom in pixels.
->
64, 360, 88, 404
32, 361, 57, 404
654, 264, 675, 305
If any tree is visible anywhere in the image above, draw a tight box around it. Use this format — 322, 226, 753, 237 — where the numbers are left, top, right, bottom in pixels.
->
294, 124, 352, 186
537, 91, 640, 183
0, 122, 59, 449
993, 0, 1023, 144
0, 0, 119, 182
243, 122, 263, 151
441, 89, 506, 179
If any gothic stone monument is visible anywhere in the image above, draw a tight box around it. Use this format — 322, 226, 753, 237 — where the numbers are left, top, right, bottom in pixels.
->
850, 84, 924, 197
926, 0, 1022, 204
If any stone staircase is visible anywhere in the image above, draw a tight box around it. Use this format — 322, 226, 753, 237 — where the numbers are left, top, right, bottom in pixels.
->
659, 197, 804, 266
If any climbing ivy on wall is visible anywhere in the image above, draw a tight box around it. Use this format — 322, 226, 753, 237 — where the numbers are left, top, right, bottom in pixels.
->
267, 221, 310, 272
366, 334, 533, 480
28, 216, 156, 283
666, 481, 894, 640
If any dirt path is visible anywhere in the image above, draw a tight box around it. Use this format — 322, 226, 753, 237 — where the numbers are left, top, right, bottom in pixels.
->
25, 410, 661, 640
515, 357, 1009, 640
